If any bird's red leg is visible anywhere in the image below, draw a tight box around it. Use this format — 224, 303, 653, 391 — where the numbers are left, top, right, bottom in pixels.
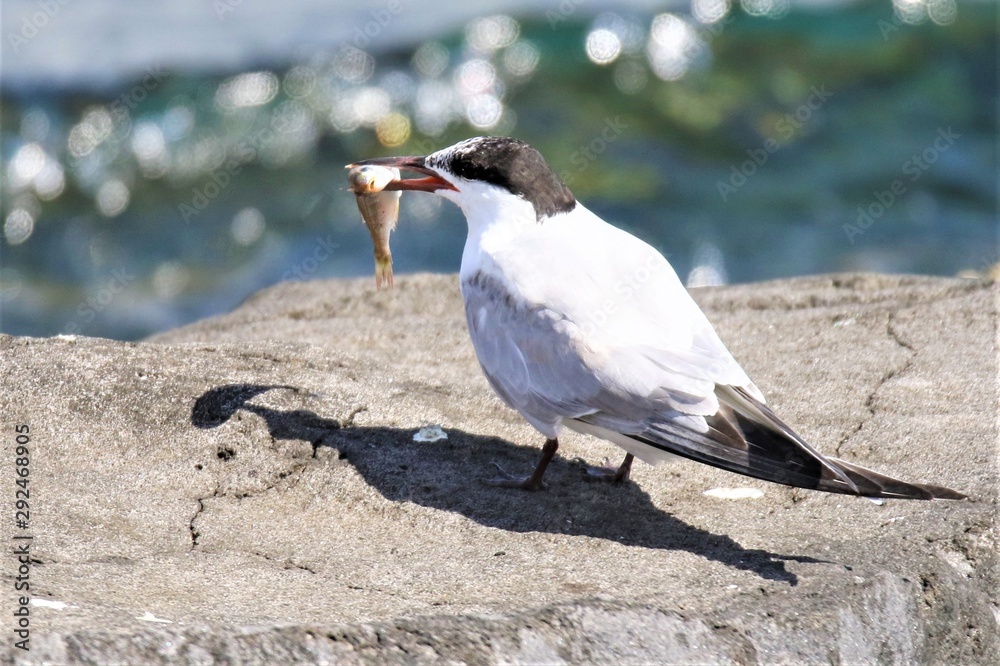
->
581, 453, 634, 483
486, 438, 558, 491
613, 453, 634, 483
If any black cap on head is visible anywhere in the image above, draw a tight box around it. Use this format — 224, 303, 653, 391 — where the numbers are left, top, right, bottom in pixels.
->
430, 137, 576, 221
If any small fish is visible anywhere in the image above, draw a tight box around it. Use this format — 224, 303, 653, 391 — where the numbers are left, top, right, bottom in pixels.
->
348, 164, 401, 290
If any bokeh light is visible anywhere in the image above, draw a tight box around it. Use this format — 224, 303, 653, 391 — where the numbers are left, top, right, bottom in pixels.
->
283, 65, 317, 98
502, 41, 540, 78
647, 14, 703, 82
464, 94, 503, 129
412, 42, 449, 79
693, 0, 731, 24
893, 0, 929, 24
231, 207, 266, 246
152, 262, 189, 299
740, 0, 790, 19
68, 108, 114, 157
591, 13, 645, 55
586, 29, 622, 65
96, 179, 130, 217
163, 106, 195, 141
4, 209, 35, 246
131, 122, 169, 178
332, 46, 375, 84
927, 0, 957, 25
34, 161, 66, 200
465, 15, 519, 53
352, 87, 392, 126
455, 59, 497, 95
9, 143, 46, 189
215, 71, 280, 110
376, 112, 412, 146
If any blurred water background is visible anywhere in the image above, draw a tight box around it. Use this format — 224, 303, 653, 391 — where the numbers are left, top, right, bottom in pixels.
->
1, 0, 996, 340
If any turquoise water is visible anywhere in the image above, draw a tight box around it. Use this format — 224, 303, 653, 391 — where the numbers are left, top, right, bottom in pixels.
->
1, 1, 996, 340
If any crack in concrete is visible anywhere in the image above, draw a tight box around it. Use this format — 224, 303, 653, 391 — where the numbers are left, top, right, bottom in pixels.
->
188, 499, 205, 548
343, 582, 413, 603
835, 312, 917, 456
267, 459, 313, 493
189, 483, 221, 550
886, 314, 916, 354
250, 550, 317, 574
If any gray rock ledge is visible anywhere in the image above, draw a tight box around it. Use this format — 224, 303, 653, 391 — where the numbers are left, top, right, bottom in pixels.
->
3, 273, 996, 665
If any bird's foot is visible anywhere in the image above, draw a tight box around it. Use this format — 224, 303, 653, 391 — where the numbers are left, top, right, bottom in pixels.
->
578, 453, 633, 484
484, 462, 548, 491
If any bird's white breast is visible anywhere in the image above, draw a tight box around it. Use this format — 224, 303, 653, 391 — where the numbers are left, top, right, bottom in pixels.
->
461, 202, 704, 351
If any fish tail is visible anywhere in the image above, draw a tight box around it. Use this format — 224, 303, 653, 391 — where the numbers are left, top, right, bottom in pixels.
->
374, 256, 393, 290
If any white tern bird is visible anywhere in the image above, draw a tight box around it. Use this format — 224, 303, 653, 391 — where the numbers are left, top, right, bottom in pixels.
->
353, 136, 965, 501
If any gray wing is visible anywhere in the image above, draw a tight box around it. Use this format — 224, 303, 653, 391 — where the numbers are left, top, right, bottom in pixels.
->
461, 270, 742, 439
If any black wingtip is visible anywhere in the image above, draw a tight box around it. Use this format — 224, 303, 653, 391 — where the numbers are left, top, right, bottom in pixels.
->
929, 487, 969, 501
825, 458, 967, 501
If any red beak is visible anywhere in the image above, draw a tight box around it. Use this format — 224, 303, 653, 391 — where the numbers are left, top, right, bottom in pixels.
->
348, 156, 457, 192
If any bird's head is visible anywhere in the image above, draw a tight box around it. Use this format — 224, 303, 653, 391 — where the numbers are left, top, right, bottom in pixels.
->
351, 136, 577, 227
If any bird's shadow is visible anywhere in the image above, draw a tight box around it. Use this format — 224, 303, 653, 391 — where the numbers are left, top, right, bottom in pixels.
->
193, 384, 832, 586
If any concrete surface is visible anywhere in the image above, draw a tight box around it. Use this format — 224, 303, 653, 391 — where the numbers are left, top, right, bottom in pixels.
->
1, 272, 996, 665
